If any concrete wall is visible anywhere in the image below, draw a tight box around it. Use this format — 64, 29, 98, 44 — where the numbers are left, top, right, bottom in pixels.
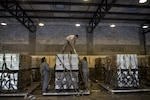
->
146, 31, 150, 54
0, 22, 149, 55
93, 24, 142, 54
0, 24, 29, 54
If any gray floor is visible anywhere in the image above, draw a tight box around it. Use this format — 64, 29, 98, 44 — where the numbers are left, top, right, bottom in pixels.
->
0, 83, 150, 100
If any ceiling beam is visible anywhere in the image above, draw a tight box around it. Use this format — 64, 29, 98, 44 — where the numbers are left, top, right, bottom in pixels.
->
0, 15, 148, 22
0, 9, 95, 14
0, 9, 150, 16
113, 4, 150, 8
0, 0, 35, 33
1, 1, 150, 8
0, 1, 102, 6
0, 15, 91, 20
88, 0, 117, 33
103, 18, 149, 21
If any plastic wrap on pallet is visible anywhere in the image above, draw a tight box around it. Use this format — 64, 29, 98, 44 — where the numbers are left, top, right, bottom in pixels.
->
55, 54, 79, 70
0, 53, 31, 70
116, 54, 138, 69
0, 53, 31, 92
55, 54, 79, 90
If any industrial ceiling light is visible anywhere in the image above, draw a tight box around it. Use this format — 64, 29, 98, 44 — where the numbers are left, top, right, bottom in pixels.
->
142, 25, 149, 29
39, 22, 44, 26
139, 0, 147, 3
1, 22, 7, 26
84, 0, 89, 1
110, 24, 116, 28
75, 23, 80, 27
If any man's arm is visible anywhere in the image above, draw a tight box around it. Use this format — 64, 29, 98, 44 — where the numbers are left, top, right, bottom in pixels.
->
70, 40, 75, 48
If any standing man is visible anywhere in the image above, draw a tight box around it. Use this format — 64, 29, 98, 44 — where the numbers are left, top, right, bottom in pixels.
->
81, 57, 89, 88
62, 34, 78, 54
40, 57, 51, 93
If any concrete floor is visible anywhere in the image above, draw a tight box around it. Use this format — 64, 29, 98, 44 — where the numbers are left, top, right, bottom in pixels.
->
0, 83, 150, 100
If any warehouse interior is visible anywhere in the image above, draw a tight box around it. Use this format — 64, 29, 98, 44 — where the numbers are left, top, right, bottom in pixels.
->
0, 0, 150, 100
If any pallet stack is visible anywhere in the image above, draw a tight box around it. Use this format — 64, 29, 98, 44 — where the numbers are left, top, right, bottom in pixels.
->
94, 58, 105, 81
137, 55, 150, 82
104, 54, 139, 88
55, 54, 79, 90
31, 57, 41, 82
0, 53, 31, 92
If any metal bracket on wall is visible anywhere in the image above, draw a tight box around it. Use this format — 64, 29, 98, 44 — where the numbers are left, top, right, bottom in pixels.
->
0, 0, 35, 33
88, 0, 117, 33
143, 24, 150, 34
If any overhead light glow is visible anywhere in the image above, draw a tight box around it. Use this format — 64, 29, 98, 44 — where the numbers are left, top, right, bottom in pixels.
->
39, 23, 44, 26
110, 24, 116, 28
1, 22, 7, 26
84, 0, 89, 1
139, 0, 147, 3
142, 25, 148, 29
75, 23, 80, 27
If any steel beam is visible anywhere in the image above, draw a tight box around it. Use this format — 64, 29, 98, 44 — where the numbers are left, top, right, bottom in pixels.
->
143, 21, 150, 34
0, 0, 35, 33
0, 9, 150, 16
1, 1, 150, 9
0, 15, 149, 22
88, 0, 117, 33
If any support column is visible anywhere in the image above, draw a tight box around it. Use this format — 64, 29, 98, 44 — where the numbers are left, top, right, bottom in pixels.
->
29, 25, 36, 55
139, 27, 146, 55
86, 27, 93, 55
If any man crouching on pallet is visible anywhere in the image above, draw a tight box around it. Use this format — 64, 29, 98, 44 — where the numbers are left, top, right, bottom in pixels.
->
62, 34, 78, 54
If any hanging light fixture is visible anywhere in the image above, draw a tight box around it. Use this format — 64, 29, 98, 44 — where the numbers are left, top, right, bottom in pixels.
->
75, 23, 80, 27
39, 22, 44, 26
139, 0, 147, 3
110, 24, 116, 28
1, 22, 7, 26
142, 24, 149, 29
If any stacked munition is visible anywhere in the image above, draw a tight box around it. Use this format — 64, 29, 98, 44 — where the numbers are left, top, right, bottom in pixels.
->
55, 54, 79, 90
105, 54, 139, 88
116, 54, 139, 87
0, 53, 31, 92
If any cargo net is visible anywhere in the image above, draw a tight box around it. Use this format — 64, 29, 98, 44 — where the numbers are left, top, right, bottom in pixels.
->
103, 54, 140, 89
105, 69, 139, 89
0, 54, 18, 93
117, 69, 139, 88
55, 72, 78, 90
55, 54, 79, 91
0, 72, 18, 92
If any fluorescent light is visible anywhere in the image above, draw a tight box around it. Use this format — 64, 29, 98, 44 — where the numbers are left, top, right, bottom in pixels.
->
39, 23, 44, 26
84, 0, 88, 1
110, 24, 116, 27
142, 25, 148, 29
75, 23, 80, 27
139, 0, 147, 3
1, 22, 7, 26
